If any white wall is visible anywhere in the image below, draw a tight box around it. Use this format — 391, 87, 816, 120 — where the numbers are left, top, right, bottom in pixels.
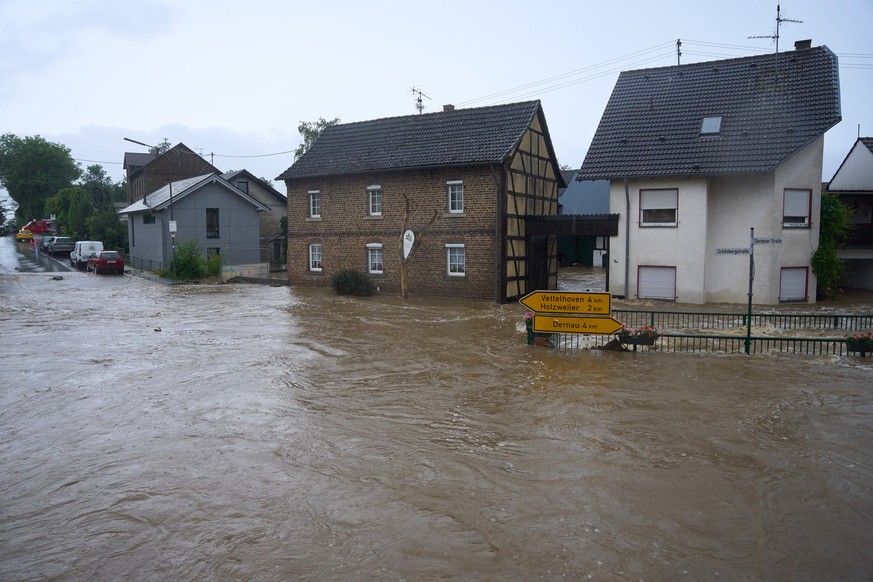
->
608, 137, 825, 305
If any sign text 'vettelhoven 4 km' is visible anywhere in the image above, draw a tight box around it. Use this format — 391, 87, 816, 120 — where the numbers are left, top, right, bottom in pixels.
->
531, 315, 623, 335
519, 291, 611, 316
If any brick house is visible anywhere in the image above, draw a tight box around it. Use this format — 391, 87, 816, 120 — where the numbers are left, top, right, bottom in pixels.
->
578, 44, 841, 304
276, 101, 567, 302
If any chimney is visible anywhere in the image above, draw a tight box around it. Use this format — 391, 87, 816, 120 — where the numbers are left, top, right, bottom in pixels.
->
795, 39, 812, 50
443, 104, 455, 112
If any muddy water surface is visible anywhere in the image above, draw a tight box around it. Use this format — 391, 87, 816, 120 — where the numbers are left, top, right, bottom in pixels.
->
1, 271, 872, 580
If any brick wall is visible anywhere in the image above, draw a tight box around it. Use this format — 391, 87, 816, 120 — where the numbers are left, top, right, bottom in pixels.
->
285, 166, 501, 300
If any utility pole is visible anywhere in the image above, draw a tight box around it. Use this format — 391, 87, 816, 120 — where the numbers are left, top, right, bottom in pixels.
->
676, 39, 682, 65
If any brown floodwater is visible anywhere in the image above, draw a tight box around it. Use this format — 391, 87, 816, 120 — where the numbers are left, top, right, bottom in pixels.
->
1, 270, 872, 581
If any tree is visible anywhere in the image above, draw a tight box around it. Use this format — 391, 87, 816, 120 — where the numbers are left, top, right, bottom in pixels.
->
152, 138, 172, 155
294, 117, 340, 160
811, 190, 853, 300
66, 187, 94, 239
80, 164, 125, 210
87, 208, 128, 252
0, 133, 81, 223
398, 193, 438, 299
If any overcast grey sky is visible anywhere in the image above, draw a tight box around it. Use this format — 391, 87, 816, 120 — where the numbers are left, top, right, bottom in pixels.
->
1, 0, 871, 207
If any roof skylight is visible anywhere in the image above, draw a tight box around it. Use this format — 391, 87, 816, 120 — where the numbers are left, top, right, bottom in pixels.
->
700, 116, 722, 136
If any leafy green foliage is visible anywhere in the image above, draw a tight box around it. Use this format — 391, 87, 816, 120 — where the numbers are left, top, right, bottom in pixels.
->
0, 133, 81, 223
87, 208, 128, 252
169, 239, 206, 280
294, 117, 340, 160
330, 269, 376, 296
66, 187, 94, 240
812, 191, 853, 300
206, 251, 222, 277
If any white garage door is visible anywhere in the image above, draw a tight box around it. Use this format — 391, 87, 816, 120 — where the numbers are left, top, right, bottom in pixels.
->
780, 267, 808, 301
638, 266, 676, 300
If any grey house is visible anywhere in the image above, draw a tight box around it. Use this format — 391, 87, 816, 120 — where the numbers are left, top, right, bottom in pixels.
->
119, 173, 270, 271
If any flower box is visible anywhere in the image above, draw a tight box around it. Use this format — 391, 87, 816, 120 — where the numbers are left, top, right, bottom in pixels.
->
846, 332, 872, 357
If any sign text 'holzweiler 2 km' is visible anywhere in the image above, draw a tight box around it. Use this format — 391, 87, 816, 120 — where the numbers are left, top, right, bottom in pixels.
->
518, 291, 611, 316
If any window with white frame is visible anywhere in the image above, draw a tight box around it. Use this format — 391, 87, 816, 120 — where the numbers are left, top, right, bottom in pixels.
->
368, 185, 382, 216
446, 244, 465, 276
783, 188, 811, 227
309, 190, 321, 218
447, 180, 464, 213
367, 243, 383, 274
309, 243, 323, 271
779, 267, 808, 301
640, 189, 678, 226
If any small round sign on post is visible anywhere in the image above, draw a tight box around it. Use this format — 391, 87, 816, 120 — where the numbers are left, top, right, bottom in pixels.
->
402, 229, 414, 260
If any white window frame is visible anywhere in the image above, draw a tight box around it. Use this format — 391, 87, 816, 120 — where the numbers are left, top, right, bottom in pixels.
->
779, 267, 808, 302
446, 243, 465, 276
640, 189, 678, 227
367, 243, 383, 274
367, 185, 382, 216
309, 190, 321, 218
447, 180, 464, 214
783, 188, 811, 228
309, 243, 323, 272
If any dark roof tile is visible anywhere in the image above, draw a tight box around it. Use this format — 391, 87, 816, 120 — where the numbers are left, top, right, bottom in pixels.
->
277, 101, 547, 181
578, 46, 841, 179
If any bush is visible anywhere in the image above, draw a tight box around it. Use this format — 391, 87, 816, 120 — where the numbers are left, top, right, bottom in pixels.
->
331, 269, 376, 296
169, 239, 206, 280
206, 251, 222, 277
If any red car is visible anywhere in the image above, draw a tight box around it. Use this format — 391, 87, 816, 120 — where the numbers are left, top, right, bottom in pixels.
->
86, 250, 125, 275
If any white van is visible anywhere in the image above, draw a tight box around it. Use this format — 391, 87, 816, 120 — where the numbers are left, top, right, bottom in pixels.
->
70, 240, 103, 269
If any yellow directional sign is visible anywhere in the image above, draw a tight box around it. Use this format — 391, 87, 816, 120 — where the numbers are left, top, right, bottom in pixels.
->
519, 291, 611, 316
532, 315, 623, 335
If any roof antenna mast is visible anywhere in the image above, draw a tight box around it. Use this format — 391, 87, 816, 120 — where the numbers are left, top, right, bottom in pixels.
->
748, 3, 803, 55
410, 86, 431, 114
748, 3, 803, 83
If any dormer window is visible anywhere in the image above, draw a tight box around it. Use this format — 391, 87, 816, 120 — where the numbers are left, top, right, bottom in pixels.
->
700, 116, 722, 136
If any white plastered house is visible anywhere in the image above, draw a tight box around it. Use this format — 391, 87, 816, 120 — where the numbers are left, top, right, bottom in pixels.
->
578, 43, 841, 304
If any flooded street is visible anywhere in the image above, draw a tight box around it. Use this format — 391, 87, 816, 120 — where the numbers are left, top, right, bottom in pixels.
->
1, 270, 872, 580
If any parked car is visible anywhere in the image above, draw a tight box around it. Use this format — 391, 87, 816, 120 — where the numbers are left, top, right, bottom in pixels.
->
41, 235, 56, 251
70, 240, 103, 269
48, 236, 74, 256
15, 229, 33, 242
87, 250, 125, 275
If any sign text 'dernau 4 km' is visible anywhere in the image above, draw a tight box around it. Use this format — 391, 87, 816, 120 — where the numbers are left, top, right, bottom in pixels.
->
519, 291, 611, 316
531, 315, 623, 335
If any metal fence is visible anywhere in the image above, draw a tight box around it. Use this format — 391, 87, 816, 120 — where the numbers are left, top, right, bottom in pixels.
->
614, 309, 873, 332
539, 309, 873, 356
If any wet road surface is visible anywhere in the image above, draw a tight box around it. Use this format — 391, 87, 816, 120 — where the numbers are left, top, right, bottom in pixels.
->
1, 269, 872, 580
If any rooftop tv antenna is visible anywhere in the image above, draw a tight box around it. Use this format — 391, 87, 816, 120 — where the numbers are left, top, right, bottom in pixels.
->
748, 3, 802, 83
748, 3, 803, 56
410, 86, 431, 114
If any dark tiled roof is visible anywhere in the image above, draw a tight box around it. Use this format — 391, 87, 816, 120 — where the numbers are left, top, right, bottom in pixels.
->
578, 46, 841, 180
277, 101, 547, 181
862, 137, 873, 154
123, 152, 156, 170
